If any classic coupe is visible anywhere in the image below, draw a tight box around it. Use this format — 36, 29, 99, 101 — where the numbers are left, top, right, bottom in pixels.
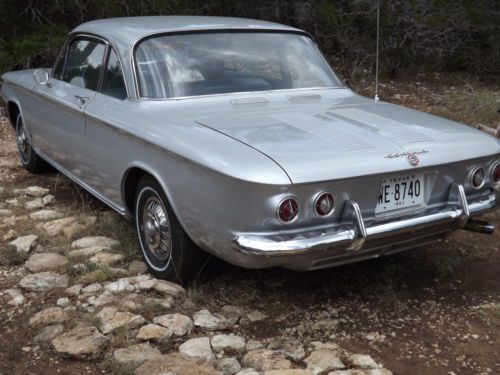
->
1, 16, 499, 281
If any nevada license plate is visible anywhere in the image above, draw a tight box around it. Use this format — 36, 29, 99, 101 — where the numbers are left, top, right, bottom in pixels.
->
375, 174, 425, 215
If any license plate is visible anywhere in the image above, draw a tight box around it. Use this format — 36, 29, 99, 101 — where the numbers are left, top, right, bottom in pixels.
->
375, 174, 425, 214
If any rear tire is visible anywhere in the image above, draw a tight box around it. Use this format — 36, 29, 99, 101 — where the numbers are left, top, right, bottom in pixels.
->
15, 113, 50, 173
134, 175, 208, 283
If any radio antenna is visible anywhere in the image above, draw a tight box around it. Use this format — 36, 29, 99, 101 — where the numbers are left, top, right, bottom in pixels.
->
374, 0, 380, 101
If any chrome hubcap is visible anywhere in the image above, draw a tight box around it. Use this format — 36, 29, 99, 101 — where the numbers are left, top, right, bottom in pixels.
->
16, 118, 30, 162
141, 196, 171, 262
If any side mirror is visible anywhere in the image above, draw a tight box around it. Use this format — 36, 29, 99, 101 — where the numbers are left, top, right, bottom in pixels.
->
33, 68, 50, 85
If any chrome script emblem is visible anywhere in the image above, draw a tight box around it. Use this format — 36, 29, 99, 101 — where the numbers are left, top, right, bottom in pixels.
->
384, 150, 429, 167
406, 153, 419, 166
384, 150, 428, 166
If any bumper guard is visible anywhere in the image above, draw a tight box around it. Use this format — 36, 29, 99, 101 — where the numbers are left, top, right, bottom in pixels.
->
233, 184, 496, 257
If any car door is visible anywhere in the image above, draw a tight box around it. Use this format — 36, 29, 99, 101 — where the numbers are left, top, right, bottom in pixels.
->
31, 36, 106, 178
81, 46, 131, 206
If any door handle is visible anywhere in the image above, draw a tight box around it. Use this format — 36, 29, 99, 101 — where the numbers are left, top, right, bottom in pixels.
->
74, 95, 89, 104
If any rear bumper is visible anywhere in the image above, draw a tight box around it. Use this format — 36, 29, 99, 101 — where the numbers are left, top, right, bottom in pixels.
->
233, 184, 497, 268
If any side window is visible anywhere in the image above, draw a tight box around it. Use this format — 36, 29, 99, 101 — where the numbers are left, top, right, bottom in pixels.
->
52, 42, 68, 80
101, 49, 127, 100
62, 38, 106, 91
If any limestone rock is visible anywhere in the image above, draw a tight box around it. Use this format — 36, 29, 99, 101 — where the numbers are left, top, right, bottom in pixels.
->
25, 198, 44, 210
42, 194, 54, 205
9, 234, 38, 253
68, 246, 108, 259
304, 350, 345, 374
57, 297, 70, 307
211, 334, 246, 354
242, 350, 292, 372
153, 313, 193, 336
96, 306, 145, 334
0, 208, 13, 217
3, 229, 17, 241
220, 305, 243, 325
29, 307, 68, 328
65, 284, 83, 296
264, 371, 314, 375
14, 186, 49, 197
104, 278, 134, 293
71, 236, 119, 249
136, 324, 172, 343
88, 291, 116, 307
34, 324, 64, 343
135, 353, 222, 375
4, 288, 25, 306
81, 283, 102, 294
345, 354, 380, 370
52, 324, 108, 359
327, 370, 392, 375
37, 217, 78, 236
19, 272, 69, 291
246, 340, 265, 351
89, 251, 124, 266
25, 252, 68, 273
29, 209, 63, 221
246, 310, 267, 322
267, 336, 306, 361
193, 309, 229, 330
153, 279, 186, 297
236, 370, 260, 375
113, 342, 163, 367
216, 357, 241, 375
179, 337, 215, 365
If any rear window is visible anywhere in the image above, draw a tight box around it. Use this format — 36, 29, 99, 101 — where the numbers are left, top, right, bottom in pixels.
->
135, 32, 341, 99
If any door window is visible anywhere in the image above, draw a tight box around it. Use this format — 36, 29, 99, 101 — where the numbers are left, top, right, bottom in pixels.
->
101, 48, 127, 99
62, 38, 106, 90
52, 42, 68, 80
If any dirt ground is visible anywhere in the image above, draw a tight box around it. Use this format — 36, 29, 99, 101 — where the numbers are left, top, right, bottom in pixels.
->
0, 73, 499, 375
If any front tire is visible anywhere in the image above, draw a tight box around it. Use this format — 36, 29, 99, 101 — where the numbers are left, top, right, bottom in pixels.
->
15, 113, 49, 173
134, 176, 208, 283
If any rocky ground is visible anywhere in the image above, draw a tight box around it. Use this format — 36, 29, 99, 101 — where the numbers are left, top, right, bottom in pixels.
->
0, 73, 499, 375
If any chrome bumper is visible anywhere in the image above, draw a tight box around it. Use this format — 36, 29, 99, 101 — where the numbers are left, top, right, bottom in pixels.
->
233, 184, 497, 257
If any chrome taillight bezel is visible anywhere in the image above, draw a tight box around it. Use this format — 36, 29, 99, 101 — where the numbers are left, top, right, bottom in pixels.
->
490, 161, 500, 185
469, 166, 485, 190
276, 196, 300, 224
313, 191, 336, 218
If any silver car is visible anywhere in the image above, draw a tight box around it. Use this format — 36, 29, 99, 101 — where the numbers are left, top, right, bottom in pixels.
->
1, 16, 499, 282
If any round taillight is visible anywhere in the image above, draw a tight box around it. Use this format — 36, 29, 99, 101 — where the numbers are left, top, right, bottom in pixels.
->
314, 192, 335, 217
492, 163, 500, 183
277, 197, 299, 223
471, 167, 485, 189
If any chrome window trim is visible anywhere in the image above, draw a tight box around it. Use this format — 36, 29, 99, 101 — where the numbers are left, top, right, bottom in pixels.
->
55, 32, 131, 99
100, 44, 129, 101
129, 29, 346, 100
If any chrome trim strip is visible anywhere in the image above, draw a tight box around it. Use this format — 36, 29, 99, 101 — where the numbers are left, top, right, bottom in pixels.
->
233, 187, 496, 256
59, 32, 131, 99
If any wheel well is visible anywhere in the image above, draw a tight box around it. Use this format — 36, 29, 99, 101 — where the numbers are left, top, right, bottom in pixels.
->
6, 101, 20, 129
123, 167, 150, 215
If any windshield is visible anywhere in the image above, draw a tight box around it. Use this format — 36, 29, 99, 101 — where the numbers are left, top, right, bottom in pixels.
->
135, 32, 342, 98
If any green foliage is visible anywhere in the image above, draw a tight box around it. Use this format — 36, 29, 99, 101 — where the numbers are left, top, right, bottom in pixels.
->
0, 0, 498, 80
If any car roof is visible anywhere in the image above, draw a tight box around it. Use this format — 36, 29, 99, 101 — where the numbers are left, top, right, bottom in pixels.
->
71, 16, 303, 47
